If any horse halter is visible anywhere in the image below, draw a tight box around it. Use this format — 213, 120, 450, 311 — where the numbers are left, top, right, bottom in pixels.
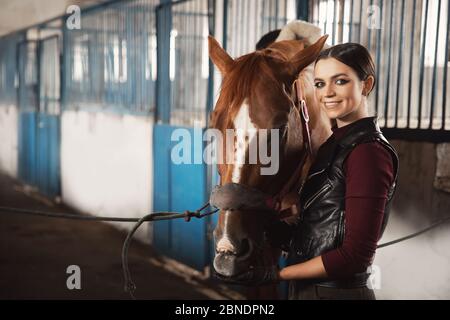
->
293, 79, 313, 158
209, 78, 313, 219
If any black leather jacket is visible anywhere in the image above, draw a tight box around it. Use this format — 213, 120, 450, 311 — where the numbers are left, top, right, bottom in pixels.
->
267, 117, 399, 266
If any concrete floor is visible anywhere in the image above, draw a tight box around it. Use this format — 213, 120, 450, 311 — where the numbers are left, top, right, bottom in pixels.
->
0, 173, 234, 300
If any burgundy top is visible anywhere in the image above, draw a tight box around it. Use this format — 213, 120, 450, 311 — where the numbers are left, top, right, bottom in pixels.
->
321, 119, 395, 278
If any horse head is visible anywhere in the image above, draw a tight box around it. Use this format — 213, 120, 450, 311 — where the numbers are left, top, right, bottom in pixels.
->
208, 35, 331, 287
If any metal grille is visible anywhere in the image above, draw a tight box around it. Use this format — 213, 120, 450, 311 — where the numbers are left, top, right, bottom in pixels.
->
224, 0, 297, 57
39, 36, 61, 115
311, 0, 450, 139
63, 0, 158, 115
17, 40, 39, 112
169, 0, 212, 127
0, 34, 23, 106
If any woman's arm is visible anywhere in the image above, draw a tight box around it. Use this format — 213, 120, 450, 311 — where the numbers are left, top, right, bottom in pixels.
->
321, 142, 394, 278
279, 255, 328, 280
278, 142, 394, 280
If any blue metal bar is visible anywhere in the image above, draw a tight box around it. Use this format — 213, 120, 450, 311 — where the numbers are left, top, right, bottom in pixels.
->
223, 0, 228, 51
394, 0, 405, 128
156, 0, 173, 123
382, 128, 450, 143
206, 0, 215, 116
296, 0, 309, 21
367, 0, 373, 50
429, 0, 442, 129
383, 0, 394, 126
247, 0, 251, 51
338, 0, 344, 43
275, 0, 279, 29
239, 0, 244, 55
375, 0, 383, 116
157, 0, 193, 9
349, 0, 354, 42
442, 0, 450, 130
406, 0, 417, 129
193, 0, 199, 123
358, 0, 363, 44
332, 0, 338, 45
418, 0, 430, 129
172, 11, 210, 17
324, 0, 329, 42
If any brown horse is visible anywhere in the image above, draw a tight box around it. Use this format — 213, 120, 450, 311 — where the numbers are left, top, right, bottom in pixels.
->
208, 35, 331, 298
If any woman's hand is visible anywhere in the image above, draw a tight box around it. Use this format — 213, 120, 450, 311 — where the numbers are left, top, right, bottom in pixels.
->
279, 256, 328, 280
213, 265, 280, 286
280, 192, 301, 213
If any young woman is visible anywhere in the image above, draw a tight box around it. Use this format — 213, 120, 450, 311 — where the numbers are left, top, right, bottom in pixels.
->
267, 43, 399, 300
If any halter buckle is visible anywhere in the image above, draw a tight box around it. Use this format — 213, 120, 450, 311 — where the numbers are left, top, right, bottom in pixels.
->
300, 99, 309, 123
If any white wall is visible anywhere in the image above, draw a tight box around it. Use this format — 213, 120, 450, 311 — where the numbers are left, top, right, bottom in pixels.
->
0, 105, 18, 178
372, 141, 450, 299
374, 213, 450, 300
61, 110, 154, 244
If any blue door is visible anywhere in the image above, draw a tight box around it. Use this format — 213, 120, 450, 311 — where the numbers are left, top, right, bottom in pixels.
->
17, 37, 61, 198
36, 36, 61, 197
17, 40, 39, 187
153, 125, 211, 271
152, 0, 214, 271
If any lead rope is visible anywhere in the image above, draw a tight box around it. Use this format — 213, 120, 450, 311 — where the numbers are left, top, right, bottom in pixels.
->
121, 202, 217, 299
0, 203, 218, 299
1, 206, 450, 296
376, 215, 450, 249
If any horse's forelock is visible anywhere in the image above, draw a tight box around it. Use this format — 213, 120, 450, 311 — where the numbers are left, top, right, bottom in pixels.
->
214, 52, 285, 132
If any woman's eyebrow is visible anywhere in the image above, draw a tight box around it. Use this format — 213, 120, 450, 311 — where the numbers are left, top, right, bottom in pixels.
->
314, 73, 349, 81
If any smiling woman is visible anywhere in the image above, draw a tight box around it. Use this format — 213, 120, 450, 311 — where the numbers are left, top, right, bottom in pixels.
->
267, 43, 400, 300
313, 43, 376, 127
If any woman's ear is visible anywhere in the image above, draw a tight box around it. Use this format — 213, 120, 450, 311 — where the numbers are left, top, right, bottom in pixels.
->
363, 75, 375, 96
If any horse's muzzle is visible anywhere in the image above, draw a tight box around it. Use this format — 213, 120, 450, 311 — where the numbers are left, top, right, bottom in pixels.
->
213, 238, 254, 277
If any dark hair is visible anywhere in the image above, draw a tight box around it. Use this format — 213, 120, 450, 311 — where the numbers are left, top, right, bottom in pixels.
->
315, 43, 376, 94
255, 29, 281, 50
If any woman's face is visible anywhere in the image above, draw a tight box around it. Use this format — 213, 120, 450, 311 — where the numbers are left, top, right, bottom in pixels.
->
313, 57, 371, 123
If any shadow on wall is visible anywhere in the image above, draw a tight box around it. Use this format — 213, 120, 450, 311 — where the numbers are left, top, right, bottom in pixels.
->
374, 140, 450, 299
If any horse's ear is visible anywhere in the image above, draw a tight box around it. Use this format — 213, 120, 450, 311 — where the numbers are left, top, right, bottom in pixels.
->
288, 35, 328, 75
208, 35, 235, 75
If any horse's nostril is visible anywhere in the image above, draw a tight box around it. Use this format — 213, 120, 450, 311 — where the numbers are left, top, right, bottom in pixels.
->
216, 248, 237, 255
236, 238, 252, 258
215, 238, 253, 258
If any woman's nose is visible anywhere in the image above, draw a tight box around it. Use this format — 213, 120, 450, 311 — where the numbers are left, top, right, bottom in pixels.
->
324, 84, 336, 97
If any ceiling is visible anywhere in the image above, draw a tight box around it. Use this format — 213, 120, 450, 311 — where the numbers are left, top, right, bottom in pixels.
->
0, 0, 109, 37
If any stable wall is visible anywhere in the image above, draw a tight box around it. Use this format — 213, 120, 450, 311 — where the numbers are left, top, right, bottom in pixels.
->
60, 110, 154, 244
0, 105, 18, 178
374, 140, 450, 299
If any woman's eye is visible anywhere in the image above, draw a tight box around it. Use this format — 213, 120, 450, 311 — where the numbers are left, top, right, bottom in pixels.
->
336, 79, 349, 85
314, 82, 324, 88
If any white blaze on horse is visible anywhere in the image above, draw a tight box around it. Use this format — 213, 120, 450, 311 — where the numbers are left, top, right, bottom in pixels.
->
208, 25, 331, 298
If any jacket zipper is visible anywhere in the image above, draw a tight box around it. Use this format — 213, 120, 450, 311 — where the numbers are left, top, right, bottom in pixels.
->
337, 210, 345, 245
299, 167, 327, 195
305, 167, 327, 182
303, 183, 331, 210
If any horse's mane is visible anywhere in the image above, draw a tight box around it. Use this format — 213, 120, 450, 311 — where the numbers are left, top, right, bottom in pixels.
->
211, 51, 286, 132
